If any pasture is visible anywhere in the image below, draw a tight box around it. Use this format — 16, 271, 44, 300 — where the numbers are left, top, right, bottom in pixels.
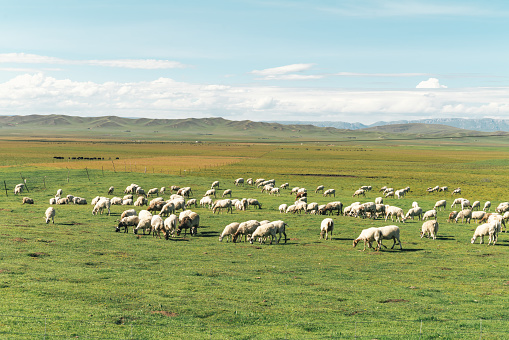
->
1, 137, 509, 339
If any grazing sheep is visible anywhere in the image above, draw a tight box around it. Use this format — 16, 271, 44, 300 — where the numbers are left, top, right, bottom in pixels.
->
163, 214, 178, 239
234, 178, 244, 186
57, 197, 69, 205
150, 215, 165, 238
22, 197, 34, 204
405, 207, 423, 220
439, 186, 448, 192
375, 204, 386, 218
170, 185, 180, 193
412, 202, 419, 209
110, 197, 122, 205
385, 206, 406, 223
306, 202, 319, 214
176, 211, 200, 236
159, 202, 175, 217
108, 186, 114, 195
378, 225, 402, 250
269, 187, 281, 196
134, 196, 148, 206
147, 188, 159, 197
247, 198, 262, 209
352, 189, 366, 197
136, 187, 146, 197
395, 189, 406, 199
133, 218, 152, 235
121, 198, 133, 206
420, 220, 439, 240
235, 198, 248, 211
422, 209, 437, 221
14, 183, 24, 195
323, 189, 335, 197
325, 201, 343, 216
211, 181, 220, 189
448, 211, 458, 222
73, 197, 87, 205
44, 207, 55, 224
270, 220, 288, 243
92, 198, 111, 215
147, 200, 165, 212
185, 198, 197, 209
471, 200, 481, 210
471, 222, 498, 245
315, 185, 325, 193
138, 209, 153, 222
353, 227, 383, 251
486, 214, 505, 233
320, 218, 334, 240
249, 223, 278, 244
116, 215, 139, 233
483, 201, 491, 212
434, 200, 447, 211
461, 199, 472, 210
204, 189, 216, 198
219, 222, 240, 242
121, 209, 137, 220
471, 211, 486, 223
495, 202, 509, 214
212, 199, 233, 214
200, 196, 213, 208
451, 198, 464, 208
56, 189, 63, 197
452, 187, 461, 195
375, 197, 383, 205
455, 209, 472, 223
221, 189, 232, 198
233, 220, 261, 242
385, 190, 395, 198
278, 203, 288, 213
49, 197, 57, 205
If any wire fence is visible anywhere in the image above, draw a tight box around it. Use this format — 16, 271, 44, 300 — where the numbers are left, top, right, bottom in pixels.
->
0, 315, 508, 339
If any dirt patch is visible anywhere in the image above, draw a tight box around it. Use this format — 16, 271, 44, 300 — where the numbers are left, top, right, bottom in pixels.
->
151, 311, 178, 317
12, 237, 27, 242
28, 252, 49, 258
380, 299, 409, 303
441, 267, 452, 270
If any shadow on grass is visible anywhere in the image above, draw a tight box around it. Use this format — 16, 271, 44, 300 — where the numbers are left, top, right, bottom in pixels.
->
198, 231, 219, 238
436, 236, 455, 241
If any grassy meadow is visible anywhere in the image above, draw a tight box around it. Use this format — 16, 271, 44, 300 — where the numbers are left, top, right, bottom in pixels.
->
1, 135, 509, 339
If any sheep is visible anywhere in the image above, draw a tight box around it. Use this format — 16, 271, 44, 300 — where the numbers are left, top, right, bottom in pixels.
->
44, 207, 55, 224
170, 185, 180, 193
452, 187, 461, 195
483, 201, 491, 212
375, 204, 386, 218
159, 202, 175, 217
147, 200, 165, 212
57, 197, 69, 205
320, 218, 334, 240
66, 195, 75, 202
395, 189, 406, 199
290, 187, 300, 195
377, 225, 402, 250
434, 200, 447, 211
49, 197, 57, 205
249, 223, 278, 244
471, 211, 486, 223
420, 220, 439, 240
212, 199, 233, 214
185, 198, 197, 209
285, 204, 298, 214
322, 188, 335, 197
211, 180, 220, 189
14, 183, 24, 195
326, 201, 343, 216
22, 197, 34, 204
360, 185, 372, 191
270, 220, 288, 243
247, 198, 262, 209
116, 215, 139, 233
353, 227, 383, 251
147, 188, 159, 197
306, 202, 319, 214
176, 211, 200, 236
495, 202, 509, 214
471, 200, 481, 210
379, 186, 387, 192
375, 197, 383, 205
92, 198, 111, 215
451, 198, 464, 208
412, 201, 419, 209
405, 207, 423, 220
136, 187, 146, 197
455, 209, 472, 223
315, 185, 324, 193
439, 186, 448, 192
471, 222, 498, 245
461, 199, 472, 210
352, 189, 365, 197
486, 213, 505, 233
200, 196, 213, 208
108, 186, 114, 195
385, 206, 406, 223
163, 214, 178, 239
150, 215, 165, 238
235, 198, 248, 211
448, 211, 458, 222
110, 197, 122, 205
73, 197, 87, 205
234, 178, 244, 186
222, 189, 232, 198
133, 218, 152, 235
233, 220, 261, 242
427, 185, 439, 193
134, 196, 147, 206
276, 203, 287, 213
422, 209, 437, 221
219, 222, 240, 242
121, 209, 137, 220
138, 209, 153, 221
204, 189, 216, 198
56, 189, 63, 197
269, 187, 281, 196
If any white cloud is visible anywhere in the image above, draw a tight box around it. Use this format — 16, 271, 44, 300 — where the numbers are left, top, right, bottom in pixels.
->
0, 53, 186, 69
251, 63, 315, 76
0, 73, 508, 124
337, 72, 430, 77
416, 78, 448, 88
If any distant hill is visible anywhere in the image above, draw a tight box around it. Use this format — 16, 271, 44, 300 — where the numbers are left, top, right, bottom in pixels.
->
0, 114, 505, 142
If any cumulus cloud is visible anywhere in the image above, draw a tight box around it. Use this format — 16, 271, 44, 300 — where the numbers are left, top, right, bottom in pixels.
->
416, 78, 448, 88
0, 73, 507, 124
0, 53, 186, 69
250, 63, 320, 80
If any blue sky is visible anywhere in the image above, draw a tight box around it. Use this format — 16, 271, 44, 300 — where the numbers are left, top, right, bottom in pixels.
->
0, 0, 508, 123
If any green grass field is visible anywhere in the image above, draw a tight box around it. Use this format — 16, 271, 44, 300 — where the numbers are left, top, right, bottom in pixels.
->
1, 137, 509, 339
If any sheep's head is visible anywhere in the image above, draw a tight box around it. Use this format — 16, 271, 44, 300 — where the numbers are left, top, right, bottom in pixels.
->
352, 239, 359, 248
176, 228, 182, 236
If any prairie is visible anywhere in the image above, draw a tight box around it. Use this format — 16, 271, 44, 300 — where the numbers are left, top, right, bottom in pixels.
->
1, 134, 509, 338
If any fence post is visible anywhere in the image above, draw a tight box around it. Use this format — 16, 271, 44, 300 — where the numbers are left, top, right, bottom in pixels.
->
3, 180, 7, 197
20, 173, 29, 192
111, 160, 116, 173
67, 168, 70, 183
85, 167, 90, 181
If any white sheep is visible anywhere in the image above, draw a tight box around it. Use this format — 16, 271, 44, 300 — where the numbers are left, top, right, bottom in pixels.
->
320, 218, 334, 240
14, 183, 24, 195
111, 197, 123, 205
353, 227, 383, 251
211, 180, 220, 189
306, 202, 319, 214
405, 207, 422, 220
212, 199, 233, 214
378, 225, 402, 250
496, 202, 509, 214
22, 197, 34, 204
315, 185, 324, 193
247, 198, 262, 209
434, 200, 447, 211
185, 198, 197, 209
270, 220, 288, 243
147, 188, 159, 197
234, 178, 244, 186
219, 222, 240, 242
200, 196, 213, 208
471, 211, 486, 222
235, 198, 248, 211
323, 189, 335, 197
57, 197, 69, 205
121, 209, 137, 219
204, 188, 216, 198
108, 186, 114, 195
73, 197, 87, 205
92, 198, 111, 215
116, 215, 139, 233
279, 204, 288, 213
56, 189, 63, 197
222, 189, 232, 197
233, 220, 261, 242
150, 215, 165, 238
159, 202, 175, 217
471, 200, 481, 210
451, 197, 464, 208
249, 223, 278, 244
269, 187, 281, 196
375, 197, 383, 205
483, 201, 491, 212
471, 222, 498, 245
422, 209, 437, 221
138, 210, 153, 222
452, 187, 461, 195
395, 189, 406, 199
352, 189, 366, 197
44, 207, 55, 224
159, 187, 166, 195
133, 218, 152, 235
461, 199, 472, 210
49, 197, 56, 205
455, 209, 472, 223
280, 182, 289, 189
163, 214, 178, 239
385, 206, 406, 223
420, 220, 439, 240
412, 201, 419, 209
177, 211, 200, 236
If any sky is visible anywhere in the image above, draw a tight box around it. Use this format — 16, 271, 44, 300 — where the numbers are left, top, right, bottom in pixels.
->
0, 0, 508, 124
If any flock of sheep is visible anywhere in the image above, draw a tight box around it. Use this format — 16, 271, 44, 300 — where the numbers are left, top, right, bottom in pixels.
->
12, 176, 507, 249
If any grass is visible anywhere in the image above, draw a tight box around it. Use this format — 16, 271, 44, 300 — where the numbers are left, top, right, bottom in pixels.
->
1, 138, 509, 338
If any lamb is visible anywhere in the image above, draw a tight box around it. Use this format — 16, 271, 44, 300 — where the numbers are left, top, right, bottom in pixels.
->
323, 189, 335, 197
212, 199, 233, 214
116, 215, 139, 233
200, 196, 213, 208
249, 223, 278, 244
434, 200, 447, 211
279, 204, 288, 213
176, 211, 200, 236
247, 198, 262, 209
315, 185, 325, 193
163, 214, 178, 239
377, 225, 402, 250
320, 218, 334, 240
222, 189, 232, 197
422, 209, 437, 221
483, 201, 491, 212
44, 207, 55, 224
352, 189, 366, 197
92, 198, 111, 215
150, 215, 165, 238
471, 222, 498, 245
211, 180, 220, 189
158, 202, 175, 217
108, 186, 114, 195
219, 222, 240, 242
233, 220, 261, 242
385, 206, 406, 223
420, 220, 439, 240
405, 207, 423, 220
22, 197, 34, 204
353, 227, 383, 251
147, 188, 159, 197
455, 209, 472, 223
